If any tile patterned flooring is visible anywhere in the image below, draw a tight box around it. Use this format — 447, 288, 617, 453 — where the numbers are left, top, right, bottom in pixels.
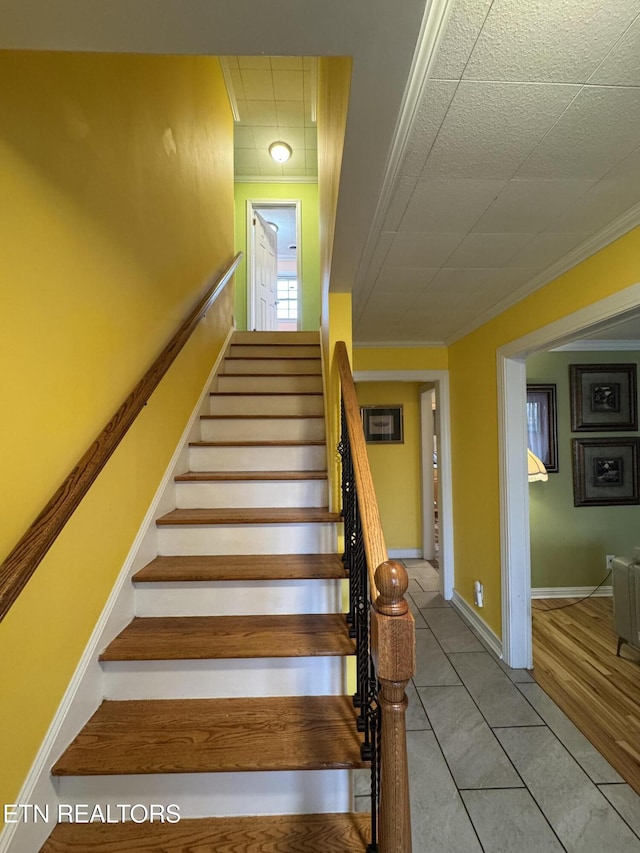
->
355, 559, 640, 852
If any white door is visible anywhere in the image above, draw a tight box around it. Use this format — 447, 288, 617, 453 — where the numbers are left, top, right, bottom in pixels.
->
252, 211, 278, 331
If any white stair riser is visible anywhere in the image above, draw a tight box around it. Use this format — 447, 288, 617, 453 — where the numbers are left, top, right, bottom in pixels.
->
157, 522, 339, 556
189, 444, 326, 472
102, 657, 349, 700
222, 359, 321, 375
233, 331, 319, 345
175, 479, 328, 509
199, 417, 325, 442
134, 578, 344, 616
209, 394, 324, 417
229, 345, 320, 359
56, 770, 352, 818
215, 375, 323, 394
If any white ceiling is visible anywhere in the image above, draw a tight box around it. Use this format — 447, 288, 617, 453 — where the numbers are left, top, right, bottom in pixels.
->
352, 0, 640, 345
224, 55, 318, 181
3, 0, 640, 348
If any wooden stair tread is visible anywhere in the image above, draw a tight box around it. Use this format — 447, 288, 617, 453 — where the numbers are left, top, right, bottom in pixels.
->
40, 812, 370, 852
157, 508, 341, 526
133, 554, 347, 582
52, 696, 366, 776
225, 355, 321, 360
201, 414, 324, 419
189, 440, 325, 447
211, 392, 323, 396
175, 470, 328, 482
100, 614, 355, 661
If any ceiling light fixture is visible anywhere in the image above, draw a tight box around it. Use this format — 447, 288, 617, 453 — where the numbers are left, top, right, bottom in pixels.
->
269, 141, 292, 163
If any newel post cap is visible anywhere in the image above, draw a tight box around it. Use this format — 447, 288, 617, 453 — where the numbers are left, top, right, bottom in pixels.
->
374, 560, 410, 616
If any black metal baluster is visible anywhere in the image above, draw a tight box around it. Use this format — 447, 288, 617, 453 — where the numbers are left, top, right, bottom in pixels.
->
338, 392, 382, 853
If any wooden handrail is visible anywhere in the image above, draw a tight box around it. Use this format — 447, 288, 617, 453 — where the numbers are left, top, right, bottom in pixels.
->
0, 252, 242, 623
335, 340, 415, 852
335, 341, 385, 600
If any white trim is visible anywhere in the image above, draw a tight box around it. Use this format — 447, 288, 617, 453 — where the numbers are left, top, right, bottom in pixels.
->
499, 283, 640, 359
450, 591, 503, 660
219, 57, 241, 123
532, 586, 612, 599
0, 329, 234, 853
552, 339, 640, 352
447, 203, 640, 345
498, 281, 640, 673
235, 176, 317, 184
247, 199, 302, 332
420, 387, 435, 561
353, 369, 454, 601
388, 548, 423, 559
497, 356, 532, 669
352, 0, 455, 322
353, 340, 447, 349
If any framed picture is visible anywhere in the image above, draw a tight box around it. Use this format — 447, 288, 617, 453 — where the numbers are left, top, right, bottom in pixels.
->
572, 437, 640, 507
526, 384, 558, 473
361, 405, 404, 444
570, 363, 638, 431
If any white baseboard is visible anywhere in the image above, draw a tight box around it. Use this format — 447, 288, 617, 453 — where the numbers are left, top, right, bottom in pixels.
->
531, 585, 613, 599
450, 591, 503, 660
389, 548, 423, 559
0, 327, 234, 853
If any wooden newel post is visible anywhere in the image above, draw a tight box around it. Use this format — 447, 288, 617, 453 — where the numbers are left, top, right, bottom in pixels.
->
372, 560, 415, 853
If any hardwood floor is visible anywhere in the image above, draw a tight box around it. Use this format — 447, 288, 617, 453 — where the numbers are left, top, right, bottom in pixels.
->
533, 596, 640, 794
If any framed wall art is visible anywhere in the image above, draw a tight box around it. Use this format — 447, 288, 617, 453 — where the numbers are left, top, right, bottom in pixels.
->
526, 383, 558, 473
572, 437, 640, 507
361, 405, 404, 444
570, 363, 637, 431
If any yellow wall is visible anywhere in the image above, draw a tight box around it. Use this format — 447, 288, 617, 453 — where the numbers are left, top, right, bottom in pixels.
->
233, 183, 320, 330
0, 50, 234, 815
354, 346, 448, 371
355, 382, 423, 550
449, 227, 640, 634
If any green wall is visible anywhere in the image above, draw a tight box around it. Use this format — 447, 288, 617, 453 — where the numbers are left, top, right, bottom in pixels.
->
527, 349, 640, 589
234, 183, 320, 330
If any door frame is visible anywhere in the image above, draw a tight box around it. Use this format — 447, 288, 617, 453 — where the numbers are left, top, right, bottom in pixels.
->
498, 282, 640, 669
420, 385, 436, 562
353, 369, 454, 600
246, 199, 302, 332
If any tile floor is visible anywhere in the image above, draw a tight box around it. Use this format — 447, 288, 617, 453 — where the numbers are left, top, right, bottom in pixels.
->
355, 559, 640, 852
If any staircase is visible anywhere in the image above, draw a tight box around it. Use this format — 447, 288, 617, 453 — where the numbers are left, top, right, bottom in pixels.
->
41, 332, 371, 852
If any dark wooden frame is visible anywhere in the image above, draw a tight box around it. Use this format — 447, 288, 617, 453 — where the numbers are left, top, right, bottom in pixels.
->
570, 363, 638, 432
572, 437, 640, 507
526, 383, 559, 473
361, 405, 404, 444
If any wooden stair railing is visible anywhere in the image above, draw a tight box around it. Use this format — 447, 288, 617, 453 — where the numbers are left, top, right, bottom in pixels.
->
335, 340, 415, 853
0, 252, 242, 623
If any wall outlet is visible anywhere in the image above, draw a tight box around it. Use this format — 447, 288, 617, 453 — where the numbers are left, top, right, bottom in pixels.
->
474, 580, 484, 608
606, 554, 615, 570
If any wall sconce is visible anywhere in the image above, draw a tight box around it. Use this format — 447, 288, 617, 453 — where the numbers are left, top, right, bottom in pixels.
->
269, 141, 292, 163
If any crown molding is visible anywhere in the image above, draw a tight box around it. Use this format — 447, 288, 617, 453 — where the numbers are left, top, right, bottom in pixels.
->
219, 57, 241, 123
235, 175, 318, 184
551, 339, 640, 352
353, 339, 446, 348
445, 201, 640, 345
351, 0, 456, 323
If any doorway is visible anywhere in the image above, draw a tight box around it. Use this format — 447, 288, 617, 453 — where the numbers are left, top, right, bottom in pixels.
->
353, 368, 453, 600
498, 284, 640, 669
247, 201, 301, 332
